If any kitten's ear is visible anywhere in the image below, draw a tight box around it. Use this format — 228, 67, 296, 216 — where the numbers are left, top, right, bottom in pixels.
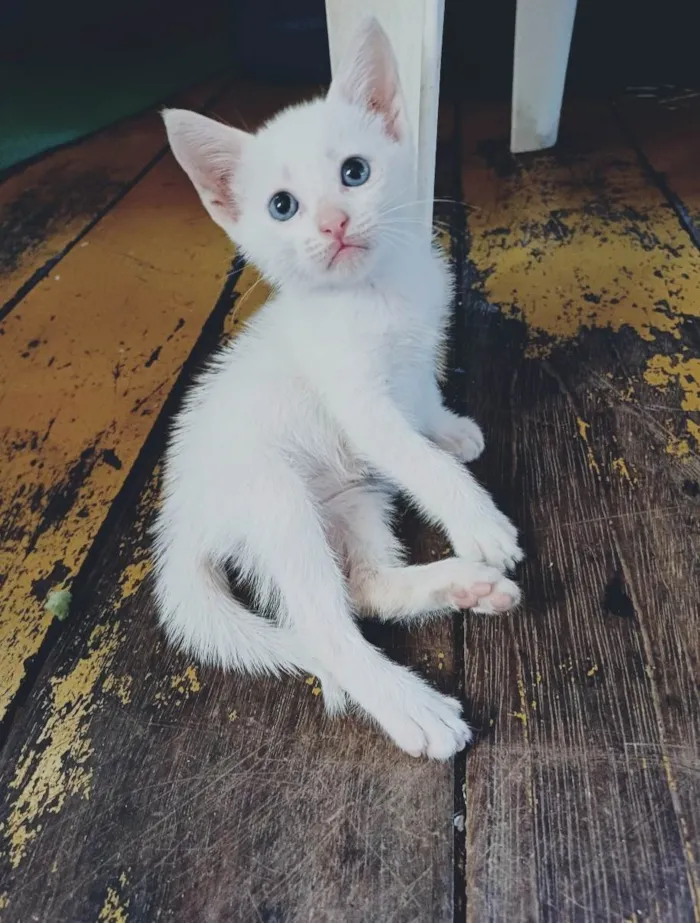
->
327, 17, 407, 142
162, 109, 248, 227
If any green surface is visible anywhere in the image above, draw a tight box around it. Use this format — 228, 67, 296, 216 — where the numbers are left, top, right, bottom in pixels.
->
0, 37, 230, 172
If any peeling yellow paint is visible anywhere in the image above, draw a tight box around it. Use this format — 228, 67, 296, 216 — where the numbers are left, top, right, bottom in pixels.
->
169, 665, 202, 696
1, 623, 121, 868
119, 558, 153, 599
510, 677, 530, 728
666, 436, 691, 458
0, 82, 221, 307
688, 419, 700, 448
102, 673, 133, 706
575, 417, 601, 475
645, 354, 700, 411
98, 883, 130, 923
587, 664, 599, 677
228, 709, 239, 722
465, 110, 700, 355
0, 88, 274, 723
619, 384, 636, 403
463, 106, 700, 479
0, 892, 7, 910
0, 157, 232, 722
612, 457, 637, 486
305, 675, 323, 696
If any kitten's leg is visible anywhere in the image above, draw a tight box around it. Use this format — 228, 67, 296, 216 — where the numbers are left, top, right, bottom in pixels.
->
415, 374, 485, 463
310, 375, 523, 572
330, 487, 520, 619
239, 467, 472, 758
429, 408, 485, 464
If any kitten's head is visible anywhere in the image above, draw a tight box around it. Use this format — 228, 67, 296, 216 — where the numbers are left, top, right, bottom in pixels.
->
163, 18, 418, 289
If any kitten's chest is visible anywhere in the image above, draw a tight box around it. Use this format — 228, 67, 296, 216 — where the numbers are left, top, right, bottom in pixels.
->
370, 293, 441, 376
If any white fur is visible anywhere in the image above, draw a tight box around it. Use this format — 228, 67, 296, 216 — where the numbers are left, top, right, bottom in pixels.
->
154, 18, 523, 759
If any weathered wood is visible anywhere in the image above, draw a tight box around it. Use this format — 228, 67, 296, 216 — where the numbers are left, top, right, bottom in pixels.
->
458, 98, 700, 921
0, 86, 299, 724
616, 91, 700, 236
0, 78, 228, 313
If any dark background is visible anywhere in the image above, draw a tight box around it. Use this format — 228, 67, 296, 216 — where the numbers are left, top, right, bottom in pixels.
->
1, 0, 699, 172
2, 0, 699, 89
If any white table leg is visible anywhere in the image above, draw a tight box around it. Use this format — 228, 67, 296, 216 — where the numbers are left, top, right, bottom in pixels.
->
325, 0, 445, 233
510, 0, 578, 153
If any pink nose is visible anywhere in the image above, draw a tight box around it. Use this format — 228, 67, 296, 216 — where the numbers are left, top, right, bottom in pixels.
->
318, 206, 349, 239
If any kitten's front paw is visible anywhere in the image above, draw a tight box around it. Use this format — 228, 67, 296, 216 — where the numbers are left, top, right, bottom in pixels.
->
476, 510, 524, 572
459, 508, 523, 572
468, 575, 521, 615
375, 681, 472, 760
436, 415, 485, 463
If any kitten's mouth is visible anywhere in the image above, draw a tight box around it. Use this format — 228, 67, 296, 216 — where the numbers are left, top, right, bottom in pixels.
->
328, 240, 368, 268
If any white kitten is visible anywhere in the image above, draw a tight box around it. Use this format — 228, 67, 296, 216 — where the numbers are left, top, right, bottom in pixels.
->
154, 18, 523, 759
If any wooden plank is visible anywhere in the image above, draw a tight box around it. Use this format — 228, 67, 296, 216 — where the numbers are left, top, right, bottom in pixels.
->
0, 102, 462, 921
616, 91, 700, 235
458, 99, 700, 921
0, 78, 228, 313
0, 86, 297, 724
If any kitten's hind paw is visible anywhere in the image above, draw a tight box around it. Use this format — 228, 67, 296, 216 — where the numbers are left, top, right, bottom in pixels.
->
447, 567, 521, 614
467, 575, 521, 615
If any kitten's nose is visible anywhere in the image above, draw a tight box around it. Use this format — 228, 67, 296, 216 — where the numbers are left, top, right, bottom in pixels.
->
318, 205, 350, 240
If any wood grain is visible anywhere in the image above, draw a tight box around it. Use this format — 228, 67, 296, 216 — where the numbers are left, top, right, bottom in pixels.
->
0, 78, 228, 313
458, 98, 700, 922
616, 91, 700, 236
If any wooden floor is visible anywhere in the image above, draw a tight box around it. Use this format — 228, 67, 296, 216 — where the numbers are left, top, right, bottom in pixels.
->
0, 78, 699, 922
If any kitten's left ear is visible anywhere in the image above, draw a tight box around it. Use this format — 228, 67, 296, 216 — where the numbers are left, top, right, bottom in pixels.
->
163, 109, 248, 228
327, 17, 408, 143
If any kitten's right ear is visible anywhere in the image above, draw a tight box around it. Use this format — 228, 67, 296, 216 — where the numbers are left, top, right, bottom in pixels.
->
162, 109, 248, 227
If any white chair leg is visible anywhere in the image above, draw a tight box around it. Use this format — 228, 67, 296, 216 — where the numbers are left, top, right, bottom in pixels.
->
510, 0, 578, 153
325, 0, 445, 234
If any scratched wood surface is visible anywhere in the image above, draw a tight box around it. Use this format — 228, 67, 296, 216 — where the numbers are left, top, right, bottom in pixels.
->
0, 77, 229, 314
616, 91, 700, 233
458, 99, 700, 921
0, 83, 699, 923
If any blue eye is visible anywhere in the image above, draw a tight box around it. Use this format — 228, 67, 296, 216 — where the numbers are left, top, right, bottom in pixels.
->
341, 156, 370, 187
268, 191, 299, 221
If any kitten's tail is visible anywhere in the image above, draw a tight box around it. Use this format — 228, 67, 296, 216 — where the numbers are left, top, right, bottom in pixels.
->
152, 542, 298, 676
